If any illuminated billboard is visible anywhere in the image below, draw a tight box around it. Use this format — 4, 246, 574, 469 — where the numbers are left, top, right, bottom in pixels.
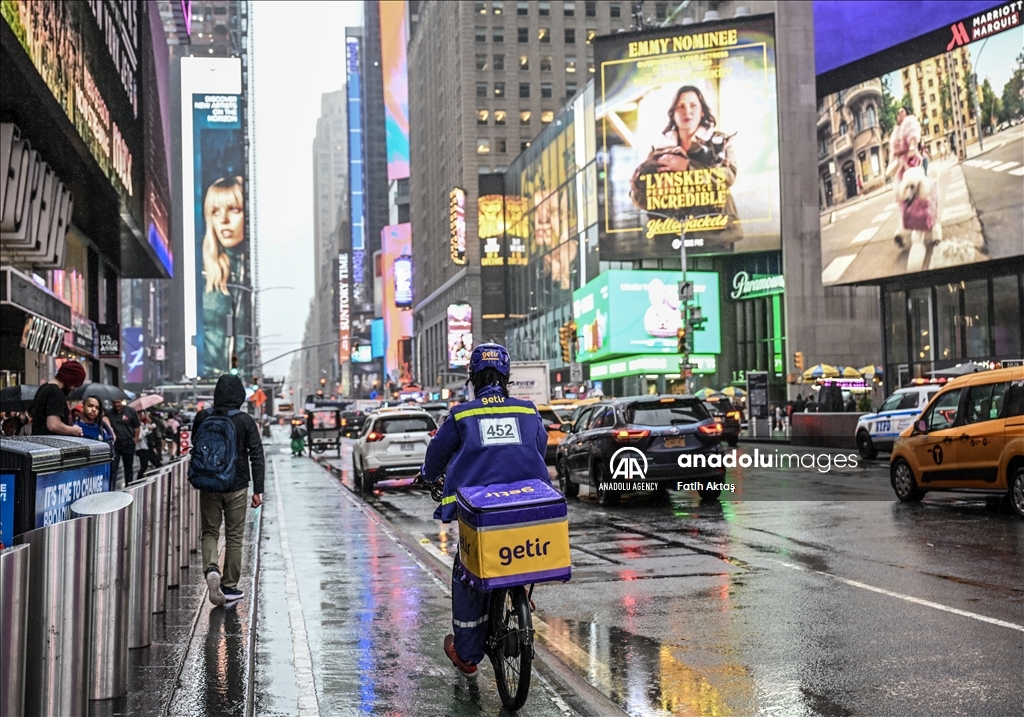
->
381, 224, 414, 381
817, 9, 1022, 285
338, 252, 351, 362
394, 255, 413, 308
478, 193, 505, 266
572, 270, 721, 363
449, 187, 466, 264
379, 0, 410, 181
594, 15, 781, 259
180, 57, 248, 378
447, 304, 473, 369
3, 0, 143, 223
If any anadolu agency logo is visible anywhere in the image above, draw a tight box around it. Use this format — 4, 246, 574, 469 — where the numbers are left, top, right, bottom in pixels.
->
606, 447, 659, 491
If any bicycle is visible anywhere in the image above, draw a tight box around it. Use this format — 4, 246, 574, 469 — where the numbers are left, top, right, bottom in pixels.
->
419, 474, 536, 711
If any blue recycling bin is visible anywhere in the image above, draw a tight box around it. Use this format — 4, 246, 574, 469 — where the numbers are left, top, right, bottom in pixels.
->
0, 436, 113, 548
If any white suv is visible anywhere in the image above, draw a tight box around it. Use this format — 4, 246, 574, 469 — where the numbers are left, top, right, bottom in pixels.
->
855, 385, 940, 459
352, 409, 437, 493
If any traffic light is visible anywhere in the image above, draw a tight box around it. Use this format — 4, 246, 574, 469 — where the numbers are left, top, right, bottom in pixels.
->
794, 351, 805, 371
230, 354, 239, 375
559, 321, 575, 364
677, 327, 692, 354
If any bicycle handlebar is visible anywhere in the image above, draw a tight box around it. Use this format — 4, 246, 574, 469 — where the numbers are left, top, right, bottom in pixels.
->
415, 472, 445, 503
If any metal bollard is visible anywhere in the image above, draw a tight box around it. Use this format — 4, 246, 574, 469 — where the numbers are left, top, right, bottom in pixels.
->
17, 517, 92, 717
179, 464, 191, 569
150, 468, 170, 613
71, 492, 134, 700
1, 544, 31, 717
166, 464, 181, 588
188, 462, 200, 554
120, 479, 155, 648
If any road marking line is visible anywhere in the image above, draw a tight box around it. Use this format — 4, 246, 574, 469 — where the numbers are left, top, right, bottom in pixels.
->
991, 161, 1019, 172
776, 561, 1024, 632
981, 160, 1004, 169
852, 227, 877, 244
822, 254, 857, 284
1009, 166, 1024, 176
945, 187, 966, 199
870, 211, 891, 223
941, 204, 973, 223
884, 202, 897, 210
271, 458, 322, 717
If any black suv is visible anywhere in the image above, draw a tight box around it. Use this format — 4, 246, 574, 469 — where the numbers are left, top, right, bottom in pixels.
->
339, 410, 367, 438
703, 398, 741, 446
555, 395, 726, 505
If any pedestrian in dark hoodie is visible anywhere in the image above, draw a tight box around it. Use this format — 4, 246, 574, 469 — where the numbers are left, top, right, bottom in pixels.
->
193, 374, 265, 606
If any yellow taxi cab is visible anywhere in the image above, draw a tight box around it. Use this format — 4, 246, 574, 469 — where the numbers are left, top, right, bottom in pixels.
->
536, 404, 568, 465
889, 366, 1024, 518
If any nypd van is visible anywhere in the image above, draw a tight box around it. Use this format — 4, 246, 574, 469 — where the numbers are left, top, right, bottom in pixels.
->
855, 386, 940, 460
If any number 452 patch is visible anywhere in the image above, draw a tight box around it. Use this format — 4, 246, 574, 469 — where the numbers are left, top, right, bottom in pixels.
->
479, 417, 521, 446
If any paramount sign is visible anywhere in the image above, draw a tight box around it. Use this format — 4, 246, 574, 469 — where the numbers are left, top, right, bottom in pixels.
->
730, 272, 785, 300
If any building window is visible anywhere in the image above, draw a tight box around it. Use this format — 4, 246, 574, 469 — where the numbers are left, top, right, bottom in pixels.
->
566, 81, 577, 98
494, 81, 506, 97
521, 140, 531, 151
476, 53, 489, 70
565, 55, 577, 73
541, 110, 554, 124
610, 2, 621, 17
538, 1, 550, 15
839, 120, 847, 136
656, 2, 667, 19
493, 1, 504, 14
928, 78, 934, 87
478, 110, 489, 125
853, 109, 862, 133
564, 1, 576, 16
520, 82, 531, 98
539, 27, 550, 42
541, 82, 552, 98
494, 109, 507, 125
932, 108, 938, 118
476, 82, 488, 98
930, 93, 936, 102
475, 1, 487, 13
540, 55, 552, 71
497, 138, 507, 153
564, 28, 576, 43
520, 110, 531, 125
493, 53, 505, 70
865, 105, 877, 128
475, 26, 487, 42
518, 27, 529, 42
493, 27, 504, 42
585, 1, 597, 17
586, 29, 597, 44
519, 54, 529, 70
517, 1, 528, 15
477, 138, 491, 154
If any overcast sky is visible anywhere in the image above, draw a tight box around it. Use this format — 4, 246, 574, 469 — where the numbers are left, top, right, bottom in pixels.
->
251, 1, 362, 379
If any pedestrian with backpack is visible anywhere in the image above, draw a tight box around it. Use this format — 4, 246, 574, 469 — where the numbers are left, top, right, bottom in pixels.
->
189, 374, 265, 606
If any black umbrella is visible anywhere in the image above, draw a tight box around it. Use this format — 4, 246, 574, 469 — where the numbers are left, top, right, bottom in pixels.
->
0, 384, 41, 412
68, 383, 130, 403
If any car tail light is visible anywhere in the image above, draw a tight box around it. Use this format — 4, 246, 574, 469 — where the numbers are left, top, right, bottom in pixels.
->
698, 423, 722, 435
428, 429, 437, 437
727, 411, 741, 420
613, 429, 650, 442
366, 431, 384, 442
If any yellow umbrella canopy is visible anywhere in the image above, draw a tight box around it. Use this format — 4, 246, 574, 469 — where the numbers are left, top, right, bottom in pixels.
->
719, 386, 746, 397
859, 365, 882, 379
802, 364, 840, 380
839, 366, 862, 378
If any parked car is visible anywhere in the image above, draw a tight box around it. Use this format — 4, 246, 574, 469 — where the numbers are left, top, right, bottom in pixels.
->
703, 397, 741, 446
536, 404, 570, 464
555, 395, 725, 506
352, 409, 437, 493
339, 409, 368, 438
855, 385, 940, 459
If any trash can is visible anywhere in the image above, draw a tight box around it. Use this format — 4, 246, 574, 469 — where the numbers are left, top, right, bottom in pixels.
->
120, 479, 155, 648
71, 492, 133, 700
16, 516, 92, 717
1, 543, 31, 717
0, 436, 113, 546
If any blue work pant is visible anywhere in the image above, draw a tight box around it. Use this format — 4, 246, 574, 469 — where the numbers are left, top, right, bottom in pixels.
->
452, 554, 489, 665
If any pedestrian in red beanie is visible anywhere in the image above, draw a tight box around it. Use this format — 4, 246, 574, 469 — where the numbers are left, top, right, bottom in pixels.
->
32, 360, 87, 437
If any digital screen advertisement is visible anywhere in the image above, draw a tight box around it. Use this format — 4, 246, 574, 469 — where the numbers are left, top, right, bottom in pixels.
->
338, 251, 351, 362
594, 15, 781, 259
394, 255, 413, 308
122, 326, 144, 384
449, 187, 466, 264
381, 224, 414, 381
379, 0, 410, 181
817, 8, 1022, 285
573, 269, 721, 363
478, 193, 506, 267
447, 304, 473, 369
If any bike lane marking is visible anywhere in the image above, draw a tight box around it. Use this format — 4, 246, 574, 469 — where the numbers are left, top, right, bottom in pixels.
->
271, 457, 322, 716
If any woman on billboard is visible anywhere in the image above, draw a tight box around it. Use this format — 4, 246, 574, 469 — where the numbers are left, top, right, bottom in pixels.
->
201, 176, 249, 375
630, 85, 743, 244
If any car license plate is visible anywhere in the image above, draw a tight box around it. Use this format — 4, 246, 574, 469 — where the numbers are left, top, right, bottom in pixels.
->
665, 437, 688, 448
400, 443, 415, 452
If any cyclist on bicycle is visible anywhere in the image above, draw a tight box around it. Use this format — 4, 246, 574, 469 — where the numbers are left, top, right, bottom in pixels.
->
420, 342, 550, 679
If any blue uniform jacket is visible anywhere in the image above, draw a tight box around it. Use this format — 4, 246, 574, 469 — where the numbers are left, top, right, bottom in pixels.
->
421, 385, 549, 523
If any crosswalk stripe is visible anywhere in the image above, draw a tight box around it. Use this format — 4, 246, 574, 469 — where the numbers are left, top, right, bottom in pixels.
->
982, 160, 1004, 169
991, 161, 1019, 172
1010, 166, 1024, 176
870, 211, 892, 224
946, 187, 967, 199
852, 227, 877, 244
884, 202, 896, 210
941, 204, 973, 223
822, 254, 857, 284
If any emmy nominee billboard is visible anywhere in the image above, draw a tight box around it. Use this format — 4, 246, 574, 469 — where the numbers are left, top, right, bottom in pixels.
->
594, 15, 781, 259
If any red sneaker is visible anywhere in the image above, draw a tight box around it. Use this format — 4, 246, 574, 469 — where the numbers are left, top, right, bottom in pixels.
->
443, 634, 478, 678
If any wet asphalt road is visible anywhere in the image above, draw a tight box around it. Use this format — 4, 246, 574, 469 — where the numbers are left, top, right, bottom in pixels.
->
324, 437, 1023, 717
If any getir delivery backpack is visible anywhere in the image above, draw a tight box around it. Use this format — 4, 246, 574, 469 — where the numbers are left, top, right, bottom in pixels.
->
188, 409, 242, 492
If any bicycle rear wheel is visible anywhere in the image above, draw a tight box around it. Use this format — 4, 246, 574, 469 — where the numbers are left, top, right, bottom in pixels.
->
487, 586, 533, 711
